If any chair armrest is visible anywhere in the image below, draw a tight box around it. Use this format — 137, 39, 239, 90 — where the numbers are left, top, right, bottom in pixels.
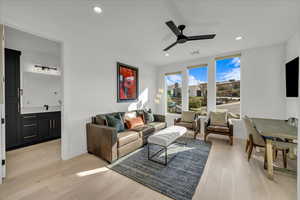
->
174, 118, 182, 125
196, 117, 201, 132
204, 118, 210, 128
86, 123, 118, 163
154, 114, 165, 122
228, 119, 234, 135
192, 120, 198, 131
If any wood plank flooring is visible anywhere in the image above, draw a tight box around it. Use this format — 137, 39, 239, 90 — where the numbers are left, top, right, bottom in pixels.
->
0, 133, 297, 200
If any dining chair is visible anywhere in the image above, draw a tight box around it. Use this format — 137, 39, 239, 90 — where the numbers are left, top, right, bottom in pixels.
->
243, 116, 287, 168
243, 116, 265, 161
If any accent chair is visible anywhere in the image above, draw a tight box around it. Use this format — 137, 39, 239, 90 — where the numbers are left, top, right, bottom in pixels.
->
204, 110, 233, 145
174, 111, 200, 139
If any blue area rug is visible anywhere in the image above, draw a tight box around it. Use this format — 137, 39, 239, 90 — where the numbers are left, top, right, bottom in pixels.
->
108, 138, 212, 200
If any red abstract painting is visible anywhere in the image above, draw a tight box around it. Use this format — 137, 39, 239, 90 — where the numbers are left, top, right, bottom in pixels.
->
117, 63, 138, 102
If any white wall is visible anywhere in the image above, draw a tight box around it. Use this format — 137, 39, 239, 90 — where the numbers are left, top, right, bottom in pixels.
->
4, 27, 62, 112
156, 43, 287, 139
241, 44, 286, 119
62, 42, 157, 158
285, 32, 300, 118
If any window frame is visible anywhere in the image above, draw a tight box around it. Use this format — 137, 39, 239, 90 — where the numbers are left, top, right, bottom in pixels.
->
165, 72, 183, 115
215, 54, 241, 115
187, 64, 208, 115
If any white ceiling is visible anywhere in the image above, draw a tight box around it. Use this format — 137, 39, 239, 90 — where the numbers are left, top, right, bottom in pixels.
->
2, 0, 300, 66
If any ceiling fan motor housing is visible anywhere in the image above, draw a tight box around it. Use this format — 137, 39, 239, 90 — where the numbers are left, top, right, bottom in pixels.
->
177, 34, 188, 43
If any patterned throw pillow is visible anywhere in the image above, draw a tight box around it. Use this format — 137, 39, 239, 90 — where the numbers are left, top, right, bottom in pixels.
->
210, 111, 228, 127
125, 117, 144, 129
105, 115, 125, 133
144, 111, 155, 123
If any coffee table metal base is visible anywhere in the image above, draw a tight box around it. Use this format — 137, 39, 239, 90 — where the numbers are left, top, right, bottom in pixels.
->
147, 141, 186, 166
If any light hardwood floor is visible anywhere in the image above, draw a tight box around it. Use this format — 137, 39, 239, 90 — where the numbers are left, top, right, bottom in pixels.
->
0, 133, 297, 200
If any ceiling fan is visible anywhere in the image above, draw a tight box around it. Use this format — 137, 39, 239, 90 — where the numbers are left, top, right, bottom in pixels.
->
163, 20, 216, 51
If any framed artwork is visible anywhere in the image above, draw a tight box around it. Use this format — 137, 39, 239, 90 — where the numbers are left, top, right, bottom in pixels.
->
117, 62, 139, 102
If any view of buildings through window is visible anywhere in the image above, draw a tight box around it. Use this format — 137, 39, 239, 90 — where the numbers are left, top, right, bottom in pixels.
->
165, 73, 182, 114
165, 56, 240, 115
188, 66, 208, 115
216, 56, 241, 115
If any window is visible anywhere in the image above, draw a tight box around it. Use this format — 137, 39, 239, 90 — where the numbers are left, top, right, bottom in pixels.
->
216, 56, 241, 115
165, 72, 182, 114
188, 65, 208, 116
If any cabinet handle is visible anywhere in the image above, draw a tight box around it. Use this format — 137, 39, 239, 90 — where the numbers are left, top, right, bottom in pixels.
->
23, 115, 36, 119
49, 120, 52, 129
24, 124, 36, 127
53, 120, 55, 128
17, 88, 20, 98
24, 135, 37, 139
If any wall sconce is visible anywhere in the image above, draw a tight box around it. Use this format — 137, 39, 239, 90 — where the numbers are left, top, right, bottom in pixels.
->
34, 65, 58, 71
32, 64, 60, 75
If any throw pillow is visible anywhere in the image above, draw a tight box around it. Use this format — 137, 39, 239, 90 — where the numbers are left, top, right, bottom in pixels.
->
126, 117, 144, 129
181, 111, 196, 122
95, 115, 107, 125
105, 115, 125, 133
144, 110, 155, 123
210, 111, 228, 127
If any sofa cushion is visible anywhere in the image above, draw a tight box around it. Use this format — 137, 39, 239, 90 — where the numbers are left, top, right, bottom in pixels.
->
118, 138, 143, 158
131, 125, 155, 137
210, 111, 228, 127
148, 122, 167, 131
181, 111, 196, 122
125, 117, 144, 129
106, 115, 125, 133
175, 121, 193, 129
117, 131, 139, 147
207, 125, 230, 133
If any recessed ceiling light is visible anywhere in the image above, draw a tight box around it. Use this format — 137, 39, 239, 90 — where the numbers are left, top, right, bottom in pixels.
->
165, 52, 169, 57
93, 6, 102, 14
235, 36, 243, 41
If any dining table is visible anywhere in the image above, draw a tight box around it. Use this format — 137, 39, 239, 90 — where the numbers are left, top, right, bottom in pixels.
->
251, 118, 297, 179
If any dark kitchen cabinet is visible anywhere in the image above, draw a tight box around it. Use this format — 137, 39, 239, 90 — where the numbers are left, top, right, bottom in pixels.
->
51, 112, 61, 138
12, 111, 61, 150
5, 49, 21, 150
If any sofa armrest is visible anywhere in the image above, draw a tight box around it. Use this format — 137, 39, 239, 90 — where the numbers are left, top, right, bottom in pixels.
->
154, 114, 166, 122
86, 123, 118, 163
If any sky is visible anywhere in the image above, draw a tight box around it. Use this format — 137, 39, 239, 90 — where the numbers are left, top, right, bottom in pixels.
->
166, 57, 240, 86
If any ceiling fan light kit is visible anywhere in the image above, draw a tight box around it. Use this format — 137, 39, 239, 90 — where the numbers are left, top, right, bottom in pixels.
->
164, 20, 216, 51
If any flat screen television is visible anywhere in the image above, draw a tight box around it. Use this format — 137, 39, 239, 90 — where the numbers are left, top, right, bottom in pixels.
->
286, 57, 299, 97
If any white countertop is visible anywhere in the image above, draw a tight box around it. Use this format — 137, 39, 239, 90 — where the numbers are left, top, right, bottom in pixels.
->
21, 106, 61, 114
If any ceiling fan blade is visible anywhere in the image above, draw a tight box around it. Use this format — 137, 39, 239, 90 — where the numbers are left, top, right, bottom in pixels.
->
166, 21, 181, 36
187, 34, 216, 41
163, 41, 178, 51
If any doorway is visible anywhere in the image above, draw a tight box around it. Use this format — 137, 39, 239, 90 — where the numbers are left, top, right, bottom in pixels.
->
2, 26, 63, 180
